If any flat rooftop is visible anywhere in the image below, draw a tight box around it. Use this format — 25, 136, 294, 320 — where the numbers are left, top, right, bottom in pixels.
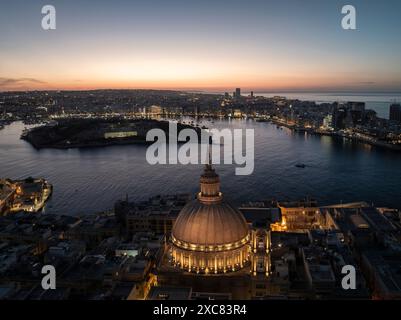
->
147, 286, 192, 300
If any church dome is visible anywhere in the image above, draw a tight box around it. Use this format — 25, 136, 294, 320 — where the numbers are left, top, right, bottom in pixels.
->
171, 162, 249, 251
169, 159, 251, 274
172, 200, 249, 248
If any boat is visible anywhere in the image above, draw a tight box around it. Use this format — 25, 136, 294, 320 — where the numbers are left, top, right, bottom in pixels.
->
295, 163, 306, 168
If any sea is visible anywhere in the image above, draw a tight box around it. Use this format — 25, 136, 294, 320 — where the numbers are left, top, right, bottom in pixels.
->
0, 92, 400, 215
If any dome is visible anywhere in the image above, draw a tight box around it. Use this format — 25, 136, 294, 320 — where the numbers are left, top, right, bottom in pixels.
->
171, 158, 249, 250
169, 159, 251, 274
172, 200, 249, 247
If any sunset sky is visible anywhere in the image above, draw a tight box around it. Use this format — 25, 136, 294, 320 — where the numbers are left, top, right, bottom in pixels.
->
1, 0, 401, 92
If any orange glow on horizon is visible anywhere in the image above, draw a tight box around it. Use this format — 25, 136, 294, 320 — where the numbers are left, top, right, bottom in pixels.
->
2, 48, 399, 92
1, 76, 391, 92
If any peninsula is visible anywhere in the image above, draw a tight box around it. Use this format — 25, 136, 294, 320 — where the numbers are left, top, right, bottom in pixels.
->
21, 118, 202, 149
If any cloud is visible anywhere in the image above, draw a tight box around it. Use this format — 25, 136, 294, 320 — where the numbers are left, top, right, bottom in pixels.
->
359, 81, 376, 85
0, 77, 47, 87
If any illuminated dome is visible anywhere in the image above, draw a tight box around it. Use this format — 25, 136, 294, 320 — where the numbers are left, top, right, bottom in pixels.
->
170, 162, 251, 274
172, 201, 249, 247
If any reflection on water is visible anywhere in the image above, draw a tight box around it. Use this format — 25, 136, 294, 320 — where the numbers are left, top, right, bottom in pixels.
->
0, 120, 400, 215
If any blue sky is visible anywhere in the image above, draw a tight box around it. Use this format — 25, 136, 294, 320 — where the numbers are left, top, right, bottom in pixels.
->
1, 0, 401, 91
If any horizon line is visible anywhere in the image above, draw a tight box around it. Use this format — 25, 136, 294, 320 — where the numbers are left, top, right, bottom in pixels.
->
1, 88, 401, 95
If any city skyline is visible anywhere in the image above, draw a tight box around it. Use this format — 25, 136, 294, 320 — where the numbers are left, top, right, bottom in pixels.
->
1, 0, 401, 92
2, 0, 401, 305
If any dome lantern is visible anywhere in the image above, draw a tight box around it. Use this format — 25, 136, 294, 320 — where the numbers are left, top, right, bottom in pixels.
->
198, 163, 223, 204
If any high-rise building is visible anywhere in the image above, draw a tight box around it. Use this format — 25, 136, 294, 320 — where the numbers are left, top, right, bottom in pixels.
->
235, 88, 241, 98
332, 104, 347, 130
322, 114, 333, 130
350, 102, 365, 112
348, 102, 365, 125
389, 103, 401, 122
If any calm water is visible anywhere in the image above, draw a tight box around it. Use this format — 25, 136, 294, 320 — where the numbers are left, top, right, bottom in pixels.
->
0, 119, 401, 215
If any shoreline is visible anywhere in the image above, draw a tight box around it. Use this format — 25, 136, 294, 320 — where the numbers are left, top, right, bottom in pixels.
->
1, 178, 53, 215
20, 118, 204, 150
21, 136, 153, 150
269, 118, 401, 152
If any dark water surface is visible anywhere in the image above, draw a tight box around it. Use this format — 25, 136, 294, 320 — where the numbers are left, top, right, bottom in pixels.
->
1, 119, 400, 215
